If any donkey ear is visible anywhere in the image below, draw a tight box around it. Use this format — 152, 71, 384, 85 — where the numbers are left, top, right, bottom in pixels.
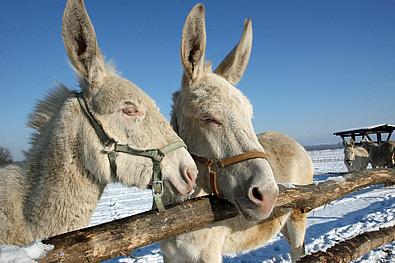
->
214, 19, 252, 85
181, 4, 206, 81
62, 0, 106, 85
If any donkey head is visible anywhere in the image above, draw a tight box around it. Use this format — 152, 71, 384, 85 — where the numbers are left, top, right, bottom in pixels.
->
344, 139, 356, 167
172, 4, 278, 220
62, 0, 197, 196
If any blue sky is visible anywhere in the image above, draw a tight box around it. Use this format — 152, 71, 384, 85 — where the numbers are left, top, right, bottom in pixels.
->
0, 1, 394, 160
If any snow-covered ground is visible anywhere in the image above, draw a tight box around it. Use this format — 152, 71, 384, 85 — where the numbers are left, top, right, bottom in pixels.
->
1, 149, 394, 262
93, 148, 395, 263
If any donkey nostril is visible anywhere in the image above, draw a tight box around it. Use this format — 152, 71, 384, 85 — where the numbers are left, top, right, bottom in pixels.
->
252, 187, 263, 202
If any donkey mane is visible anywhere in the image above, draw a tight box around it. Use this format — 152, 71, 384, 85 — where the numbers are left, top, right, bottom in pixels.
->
28, 63, 119, 132
27, 84, 71, 132
27, 63, 120, 153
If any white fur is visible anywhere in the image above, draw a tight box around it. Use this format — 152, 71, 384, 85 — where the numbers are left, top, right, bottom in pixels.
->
161, 4, 313, 263
0, 0, 197, 245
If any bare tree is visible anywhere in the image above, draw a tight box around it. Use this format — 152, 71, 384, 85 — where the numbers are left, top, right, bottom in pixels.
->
0, 146, 13, 166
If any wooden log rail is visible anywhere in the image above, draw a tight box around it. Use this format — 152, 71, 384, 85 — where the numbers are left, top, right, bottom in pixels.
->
297, 224, 395, 263
41, 197, 238, 263
41, 168, 395, 262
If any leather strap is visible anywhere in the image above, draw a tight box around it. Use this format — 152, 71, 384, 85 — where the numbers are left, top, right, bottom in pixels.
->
74, 91, 115, 147
192, 150, 267, 197
220, 151, 268, 167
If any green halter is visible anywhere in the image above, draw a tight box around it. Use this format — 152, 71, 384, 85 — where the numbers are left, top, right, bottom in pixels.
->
74, 91, 186, 211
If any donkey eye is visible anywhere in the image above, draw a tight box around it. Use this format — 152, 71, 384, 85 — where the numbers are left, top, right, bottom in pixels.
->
122, 106, 144, 117
201, 116, 222, 126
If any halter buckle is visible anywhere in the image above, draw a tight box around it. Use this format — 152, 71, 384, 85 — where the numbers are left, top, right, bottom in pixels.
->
102, 141, 116, 154
152, 152, 165, 163
207, 160, 223, 172
152, 180, 164, 197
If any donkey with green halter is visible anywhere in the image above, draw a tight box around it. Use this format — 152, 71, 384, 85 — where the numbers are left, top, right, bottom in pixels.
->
0, 0, 197, 245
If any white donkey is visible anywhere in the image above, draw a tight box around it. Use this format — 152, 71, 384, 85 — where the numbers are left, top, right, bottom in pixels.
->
343, 139, 369, 171
160, 4, 313, 262
0, 0, 197, 245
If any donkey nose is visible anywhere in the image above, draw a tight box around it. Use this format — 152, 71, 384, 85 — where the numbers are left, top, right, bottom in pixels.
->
248, 185, 278, 216
182, 166, 197, 194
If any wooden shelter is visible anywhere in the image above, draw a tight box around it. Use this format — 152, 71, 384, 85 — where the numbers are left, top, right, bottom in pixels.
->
334, 123, 395, 145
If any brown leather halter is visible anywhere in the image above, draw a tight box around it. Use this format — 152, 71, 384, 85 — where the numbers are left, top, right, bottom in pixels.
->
192, 150, 268, 197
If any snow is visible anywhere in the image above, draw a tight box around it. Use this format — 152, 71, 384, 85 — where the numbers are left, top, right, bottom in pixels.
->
278, 183, 296, 189
1, 149, 394, 262
0, 241, 53, 263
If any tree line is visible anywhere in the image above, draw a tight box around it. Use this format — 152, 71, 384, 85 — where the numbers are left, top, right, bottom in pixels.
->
0, 146, 13, 166
303, 142, 343, 151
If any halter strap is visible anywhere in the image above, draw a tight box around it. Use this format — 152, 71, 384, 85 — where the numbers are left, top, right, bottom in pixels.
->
74, 91, 186, 211
192, 150, 267, 197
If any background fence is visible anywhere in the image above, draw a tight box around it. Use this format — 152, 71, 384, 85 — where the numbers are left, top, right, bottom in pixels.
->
311, 155, 344, 163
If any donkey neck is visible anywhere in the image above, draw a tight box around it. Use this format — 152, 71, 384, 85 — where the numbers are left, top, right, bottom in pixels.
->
25, 97, 106, 240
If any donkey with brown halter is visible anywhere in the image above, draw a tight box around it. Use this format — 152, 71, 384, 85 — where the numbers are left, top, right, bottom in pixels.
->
0, 0, 197, 245
160, 4, 313, 262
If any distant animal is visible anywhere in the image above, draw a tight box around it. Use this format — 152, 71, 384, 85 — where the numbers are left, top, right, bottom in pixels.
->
343, 139, 369, 171
361, 141, 395, 168
0, 0, 197, 245
160, 4, 313, 262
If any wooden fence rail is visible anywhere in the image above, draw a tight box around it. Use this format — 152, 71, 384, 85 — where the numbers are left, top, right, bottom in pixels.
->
41, 168, 395, 263
297, 224, 395, 263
